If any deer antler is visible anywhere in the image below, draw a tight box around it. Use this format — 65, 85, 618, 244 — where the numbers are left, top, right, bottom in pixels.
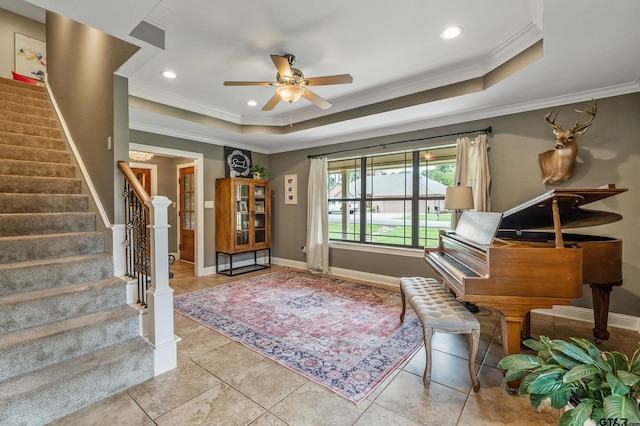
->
544, 110, 562, 132
571, 99, 597, 134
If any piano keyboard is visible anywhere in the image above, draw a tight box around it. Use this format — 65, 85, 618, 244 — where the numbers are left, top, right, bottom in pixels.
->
433, 251, 481, 277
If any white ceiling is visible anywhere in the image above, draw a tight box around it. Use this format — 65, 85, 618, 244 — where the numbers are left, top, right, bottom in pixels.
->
3, 0, 640, 154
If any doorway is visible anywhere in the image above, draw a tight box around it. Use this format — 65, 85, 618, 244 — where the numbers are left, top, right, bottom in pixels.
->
129, 143, 205, 277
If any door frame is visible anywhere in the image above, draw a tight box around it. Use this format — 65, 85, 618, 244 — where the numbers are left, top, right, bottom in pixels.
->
129, 162, 158, 196
177, 162, 196, 263
130, 143, 205, 277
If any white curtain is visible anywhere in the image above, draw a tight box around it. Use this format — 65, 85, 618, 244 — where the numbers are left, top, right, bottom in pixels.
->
454, 134, 491, 212
306, 157, 329, 274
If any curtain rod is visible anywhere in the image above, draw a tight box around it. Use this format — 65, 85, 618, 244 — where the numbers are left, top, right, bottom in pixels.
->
307, 126, 492, 159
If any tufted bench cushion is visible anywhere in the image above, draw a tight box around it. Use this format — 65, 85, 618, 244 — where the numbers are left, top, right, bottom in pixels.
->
400, 276, 480, 391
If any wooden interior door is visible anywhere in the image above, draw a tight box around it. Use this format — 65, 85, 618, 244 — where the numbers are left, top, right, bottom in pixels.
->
179, 166, 195, 262
131, 168, 151, 195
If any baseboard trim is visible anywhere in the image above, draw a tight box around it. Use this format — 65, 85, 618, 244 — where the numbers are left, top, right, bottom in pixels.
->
533, 305, 640, 333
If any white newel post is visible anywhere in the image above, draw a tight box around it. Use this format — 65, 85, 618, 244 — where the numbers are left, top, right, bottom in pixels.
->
145, 196, 179, 376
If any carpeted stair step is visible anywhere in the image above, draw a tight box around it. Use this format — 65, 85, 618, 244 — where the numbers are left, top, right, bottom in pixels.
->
0, 119, 61, 139
0, 193, 88, 213
0, 131, 65, 151
0, 158, 75, 178
0, 143, 69, 163
0, 253, 114, 296
0, 175, 81, 194
0, 277, 126, 334
0, 78, 47, 99
0, 337, 154, 426
0, 231, 104, 264
0, 76, 46, 93
0, 304, 139, 381
0, 90, 49, 110
0, 212, 95, 236
0, 98, 53, 119
1, 108, 58, 129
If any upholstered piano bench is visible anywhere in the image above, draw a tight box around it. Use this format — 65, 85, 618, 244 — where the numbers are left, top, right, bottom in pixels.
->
399, 276, 480, 392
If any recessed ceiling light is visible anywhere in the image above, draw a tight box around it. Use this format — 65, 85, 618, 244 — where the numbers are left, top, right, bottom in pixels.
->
440, 26, 463, 40
247, 100, 258, 107
161, 70, 177, 79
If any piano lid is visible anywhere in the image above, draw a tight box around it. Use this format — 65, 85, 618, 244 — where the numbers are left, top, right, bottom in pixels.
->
499, 187, 627, 231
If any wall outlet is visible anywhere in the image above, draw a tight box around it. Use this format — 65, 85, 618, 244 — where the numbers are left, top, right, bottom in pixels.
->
301, 245, 307, 253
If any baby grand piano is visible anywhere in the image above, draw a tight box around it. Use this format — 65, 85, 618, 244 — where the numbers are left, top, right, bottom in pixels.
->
424, 186, 626, 357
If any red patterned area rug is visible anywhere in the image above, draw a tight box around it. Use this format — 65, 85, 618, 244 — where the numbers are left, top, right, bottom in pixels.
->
173, 269, 423, 404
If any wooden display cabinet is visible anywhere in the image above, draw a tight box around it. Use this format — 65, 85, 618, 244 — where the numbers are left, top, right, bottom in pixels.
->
215, 177, 271, 275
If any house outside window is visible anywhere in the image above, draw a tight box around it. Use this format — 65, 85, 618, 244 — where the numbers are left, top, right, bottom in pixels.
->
327, 145, 457, 248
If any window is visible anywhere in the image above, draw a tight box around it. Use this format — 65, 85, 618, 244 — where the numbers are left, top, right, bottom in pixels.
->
327, 145, 456, 248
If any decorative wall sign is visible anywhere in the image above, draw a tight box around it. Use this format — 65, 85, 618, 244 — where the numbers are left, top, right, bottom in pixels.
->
15, 33, 46, 81
224, 146, 252, 178
285, 174, 297, 204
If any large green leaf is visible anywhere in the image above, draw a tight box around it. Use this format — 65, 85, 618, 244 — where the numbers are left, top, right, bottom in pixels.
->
563, 364, 600, 383
617, 369, 640, 387
603, 395, 640, 423
566, 400, 594, 426
523, 338, 548, 352
530, 388, 572, 410
498, 354, 540, 370
606, 372, 630, 396
551, 340, 596, 364
529, 373, 570, 395
605, 351, 629, 371
551, 351, 580, 370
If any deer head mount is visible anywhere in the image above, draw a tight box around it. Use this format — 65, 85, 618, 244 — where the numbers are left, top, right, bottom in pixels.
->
538, 100, 597, 185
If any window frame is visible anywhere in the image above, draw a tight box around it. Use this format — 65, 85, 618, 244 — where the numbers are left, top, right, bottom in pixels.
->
327, 145, 456, 249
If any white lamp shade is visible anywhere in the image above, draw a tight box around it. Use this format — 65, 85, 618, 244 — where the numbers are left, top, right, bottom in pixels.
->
276, 85, 306, 103
444, 186, 474, 210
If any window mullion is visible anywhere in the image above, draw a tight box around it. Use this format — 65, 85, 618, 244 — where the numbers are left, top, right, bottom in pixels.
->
411, 152, 420, 246
359, 157, 367, 242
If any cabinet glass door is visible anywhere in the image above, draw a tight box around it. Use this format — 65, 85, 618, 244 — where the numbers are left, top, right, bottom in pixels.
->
236, 183, 250, 246
254, 184, 266, 244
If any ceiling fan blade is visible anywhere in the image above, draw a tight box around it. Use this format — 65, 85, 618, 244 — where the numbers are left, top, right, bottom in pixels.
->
302, 89, 331, 110
271, 55, 292, 80
262, 93, 282, 111
223, 81, 274, 86
303, 74, 353, 86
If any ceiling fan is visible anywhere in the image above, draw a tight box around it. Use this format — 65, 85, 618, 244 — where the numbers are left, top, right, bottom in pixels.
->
223, 54, 353, 111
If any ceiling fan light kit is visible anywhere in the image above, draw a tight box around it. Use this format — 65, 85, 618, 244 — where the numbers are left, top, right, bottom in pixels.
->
223, 53, 353, 111
276, 84, 306, 103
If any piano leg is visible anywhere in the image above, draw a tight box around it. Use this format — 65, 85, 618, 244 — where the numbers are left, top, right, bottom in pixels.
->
500, 314, 526, 357
590, 283, 616, 342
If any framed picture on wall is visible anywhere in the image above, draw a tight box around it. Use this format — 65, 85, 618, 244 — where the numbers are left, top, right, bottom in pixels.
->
14, 33, 46, 81
285, 174, 297, 205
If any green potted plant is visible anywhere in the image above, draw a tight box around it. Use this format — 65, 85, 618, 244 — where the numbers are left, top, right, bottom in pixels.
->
498, 336, 640, 426
250, 164, 269, 179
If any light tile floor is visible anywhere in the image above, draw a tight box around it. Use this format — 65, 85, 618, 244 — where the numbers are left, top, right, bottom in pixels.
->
52, 261, 640, 425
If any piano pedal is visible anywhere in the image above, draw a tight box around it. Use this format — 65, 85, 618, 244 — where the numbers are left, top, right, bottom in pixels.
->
462, 302, 480, 313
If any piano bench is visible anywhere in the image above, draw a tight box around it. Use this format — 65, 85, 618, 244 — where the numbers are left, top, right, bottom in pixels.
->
399, 276, 480, 392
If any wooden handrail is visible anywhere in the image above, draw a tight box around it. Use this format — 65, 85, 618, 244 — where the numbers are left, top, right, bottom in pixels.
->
118, 160, 150, 206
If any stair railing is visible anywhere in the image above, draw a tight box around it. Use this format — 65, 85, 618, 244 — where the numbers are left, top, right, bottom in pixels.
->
119, 161, 152, 306
118, 161, 176, 374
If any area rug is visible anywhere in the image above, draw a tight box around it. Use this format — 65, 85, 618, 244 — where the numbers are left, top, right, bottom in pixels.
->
173, 269, 423, 404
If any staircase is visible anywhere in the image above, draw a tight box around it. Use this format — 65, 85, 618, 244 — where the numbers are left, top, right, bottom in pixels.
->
0, 77, 154, 425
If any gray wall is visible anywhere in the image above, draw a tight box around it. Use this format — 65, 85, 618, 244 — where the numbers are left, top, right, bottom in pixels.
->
269, 93, 640, 317
46, 12, 139, 224
0, 9, 45, 79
